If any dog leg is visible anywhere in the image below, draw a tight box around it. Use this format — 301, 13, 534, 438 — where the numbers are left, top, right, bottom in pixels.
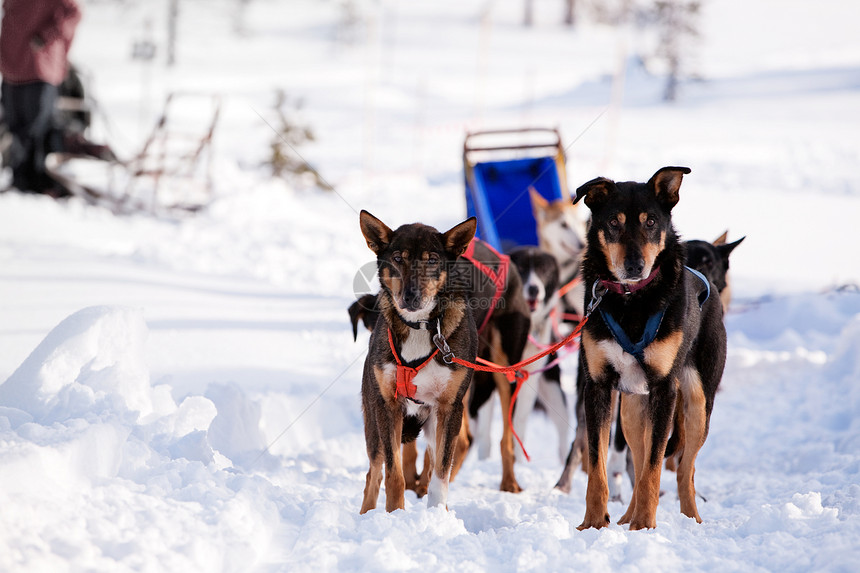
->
450, 404, 472, 482
677, 367, 706, 522
403, 441, 419, 493
415, 448, 431, 498
536, 376, 570, 463
427, 401, 464, 508
512, 373, 540, 464
573, 357, 588, 472
577, 380, 613, 530
382, 409, 406, 512
404, 440, 430, 498
622, 386, 676, 530
618, 393, 645, 525
475, 396, 495, 460
361, 402, 383, 514
607, 391, 627, 503
490, 328, 521, 492
556, 354, 590, 494
555, 440, 579, 493
665, 392, 685, 472
360, 452, 384, 514
492, 314, 529, 493
494, 369, 522, 493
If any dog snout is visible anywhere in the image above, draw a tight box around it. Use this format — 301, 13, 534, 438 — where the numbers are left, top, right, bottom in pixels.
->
527, 284, 540, 300
402, 280, 423, 311
624, 256, 645, 279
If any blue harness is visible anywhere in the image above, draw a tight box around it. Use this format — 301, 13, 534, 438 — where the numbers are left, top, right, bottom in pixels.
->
599, 266, 710, 366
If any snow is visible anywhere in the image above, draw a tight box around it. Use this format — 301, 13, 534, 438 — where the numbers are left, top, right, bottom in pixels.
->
1, 0, 859, 571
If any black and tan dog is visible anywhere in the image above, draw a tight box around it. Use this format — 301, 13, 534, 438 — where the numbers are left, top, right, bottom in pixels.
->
358, 210, 479, 513
558, 229, 744, 503
685, 232, 745, 315
572, 167, 727, 530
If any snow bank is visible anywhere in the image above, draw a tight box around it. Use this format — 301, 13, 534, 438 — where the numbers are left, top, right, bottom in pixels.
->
0, 306, 167, 425
0, 307, 285, 572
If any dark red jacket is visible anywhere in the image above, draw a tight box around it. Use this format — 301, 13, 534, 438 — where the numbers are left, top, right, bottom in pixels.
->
0, 0, 82, 85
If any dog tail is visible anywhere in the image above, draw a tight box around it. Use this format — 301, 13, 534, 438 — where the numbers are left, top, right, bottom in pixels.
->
348, 294, 379, 341
401, 415, 423, 444
348, 301, 362, 341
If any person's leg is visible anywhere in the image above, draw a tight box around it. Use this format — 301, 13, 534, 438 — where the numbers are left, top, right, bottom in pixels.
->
29, 82, 59, 192
2, 81, 35, 191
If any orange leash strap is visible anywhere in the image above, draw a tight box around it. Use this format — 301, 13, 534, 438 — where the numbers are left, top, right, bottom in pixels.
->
557, 276, 581, 298
450, 315, 591, 460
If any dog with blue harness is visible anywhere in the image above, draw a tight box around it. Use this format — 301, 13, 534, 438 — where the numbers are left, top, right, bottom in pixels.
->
570, 166, 727, 531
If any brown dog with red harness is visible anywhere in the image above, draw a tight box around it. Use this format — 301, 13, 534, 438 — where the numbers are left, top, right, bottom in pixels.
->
357, 211, 479, 512
351, 231, 532, 496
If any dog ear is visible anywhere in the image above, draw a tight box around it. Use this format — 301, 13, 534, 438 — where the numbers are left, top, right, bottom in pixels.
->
574, 177, 614, 210
712, 230, 729, 246
717, 236, 745, 259
443, 217, 477, 257
529, 186, 549, 223
649, 166, 691, 210
360, 210, 393, 254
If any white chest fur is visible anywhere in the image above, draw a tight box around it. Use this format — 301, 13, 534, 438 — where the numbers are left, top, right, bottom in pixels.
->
399, 328, 432, 362
598, 339, 650, 395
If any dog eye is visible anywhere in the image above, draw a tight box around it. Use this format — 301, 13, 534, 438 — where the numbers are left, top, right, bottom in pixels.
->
646, 217, 656, 228
609, 218, 621, 229
392, 254, 403, 263
560, 221, 569, 229
427, 255, 439, 265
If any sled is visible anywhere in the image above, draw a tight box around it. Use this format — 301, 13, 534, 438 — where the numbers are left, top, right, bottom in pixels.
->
463, 127, 570, 252
46, 92, 221, 214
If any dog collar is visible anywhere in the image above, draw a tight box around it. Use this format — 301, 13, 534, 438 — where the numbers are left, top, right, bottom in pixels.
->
600, 266, 660, 295
395, 308, 444, 331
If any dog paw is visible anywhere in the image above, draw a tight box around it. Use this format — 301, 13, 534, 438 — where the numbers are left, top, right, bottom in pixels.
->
500, 478, 523, 493
681, 508, 702, 523
553, 481, 572, 494
628, 518, 657, 531
577, 513, 610, 530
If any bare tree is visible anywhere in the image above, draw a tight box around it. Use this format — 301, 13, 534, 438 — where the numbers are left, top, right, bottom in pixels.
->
564, 0, 577, 26
581, 0, 702, 101
652, 0, 701, 101
167, 0, 179, 67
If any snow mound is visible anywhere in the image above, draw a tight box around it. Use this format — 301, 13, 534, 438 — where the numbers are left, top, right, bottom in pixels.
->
0, 306, 172, 425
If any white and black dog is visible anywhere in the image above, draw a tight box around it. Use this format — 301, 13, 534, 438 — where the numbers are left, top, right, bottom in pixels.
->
491, 246, 571, 463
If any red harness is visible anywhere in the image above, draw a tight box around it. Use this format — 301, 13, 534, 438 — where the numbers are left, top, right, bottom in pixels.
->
387, 328, 437, 402
461, 239, 510, 333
